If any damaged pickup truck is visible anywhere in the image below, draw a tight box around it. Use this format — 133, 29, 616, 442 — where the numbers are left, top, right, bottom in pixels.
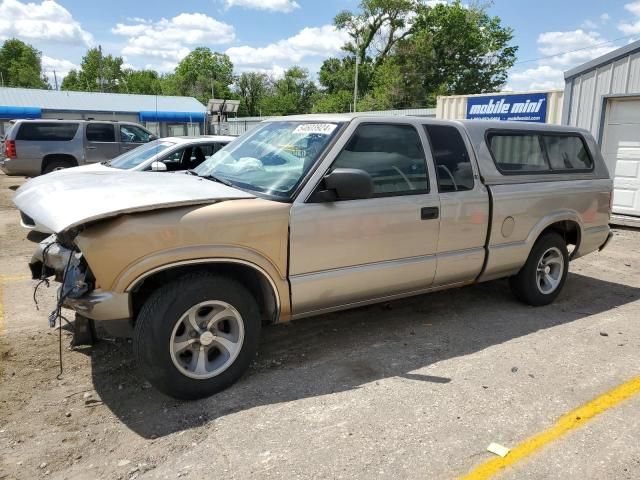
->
15, 115, 613, 400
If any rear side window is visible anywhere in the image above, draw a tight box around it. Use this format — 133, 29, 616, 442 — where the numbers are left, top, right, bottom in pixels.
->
16, 122, 79, 141
331, 124, 429, 196
543, 135, 593, 170
489, 134, 548, 172
86, 123, 115, 142
488, 132, 594, 174
425, 125, 474, 192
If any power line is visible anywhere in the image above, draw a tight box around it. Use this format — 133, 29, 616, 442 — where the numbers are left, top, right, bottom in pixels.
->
513, 34, 637, 66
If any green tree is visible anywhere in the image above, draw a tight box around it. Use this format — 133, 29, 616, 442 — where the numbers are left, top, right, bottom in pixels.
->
318, 57, 374, 95
174, 48, 234, 104
393, 1, 518, 106
61, 47, 124, 92
121, 69, 161, 95
157, 73, 181, 96
316, 0, 517, 111
0, 39, 49, 88
311, 90, 353, 114
236, 72, 268, 116
261, 67, 317, 116
334, 0, 416, 66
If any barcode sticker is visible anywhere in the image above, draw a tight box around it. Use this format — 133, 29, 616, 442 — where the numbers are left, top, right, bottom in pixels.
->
292, 123, 337, 135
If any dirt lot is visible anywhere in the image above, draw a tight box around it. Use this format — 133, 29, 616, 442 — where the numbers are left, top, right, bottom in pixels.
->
1, 171, 639, 480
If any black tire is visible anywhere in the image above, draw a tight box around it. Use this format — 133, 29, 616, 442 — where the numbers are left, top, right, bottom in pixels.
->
509, 232, 569, 306
42, 159, 73, 174
133, 272, 261, 400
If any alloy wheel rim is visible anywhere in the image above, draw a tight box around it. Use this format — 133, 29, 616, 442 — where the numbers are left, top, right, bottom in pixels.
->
535, 247, 564, 295
169, 300, 245, 380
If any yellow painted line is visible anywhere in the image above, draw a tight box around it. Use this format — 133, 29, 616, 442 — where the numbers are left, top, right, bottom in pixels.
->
459, 376, 640, 480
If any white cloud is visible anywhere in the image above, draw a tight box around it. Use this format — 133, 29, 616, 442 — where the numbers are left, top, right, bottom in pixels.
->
619, 1, 640, 34
581, 19, 598, 30
625, 0, 640, 16
226, 24, 348, 71
112, 13, 236, 66
0, 0, 93, 45
508, 28, 619, 91
224, 0, 299, 12
600, 13, 610, 23
41, 55, 78, 87
510, 65, 565, 90
537, 29, 616, 67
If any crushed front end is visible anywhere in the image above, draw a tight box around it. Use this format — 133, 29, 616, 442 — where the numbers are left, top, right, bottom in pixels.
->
30, 234, 133, 338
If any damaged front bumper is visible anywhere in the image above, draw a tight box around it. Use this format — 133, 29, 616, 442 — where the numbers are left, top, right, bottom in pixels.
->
30, 235, 132, 325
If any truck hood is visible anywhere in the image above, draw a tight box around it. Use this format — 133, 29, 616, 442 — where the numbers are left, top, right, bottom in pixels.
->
13, 170, 256, 233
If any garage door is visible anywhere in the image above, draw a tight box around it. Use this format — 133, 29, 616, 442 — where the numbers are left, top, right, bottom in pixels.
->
601, 98, 640, 217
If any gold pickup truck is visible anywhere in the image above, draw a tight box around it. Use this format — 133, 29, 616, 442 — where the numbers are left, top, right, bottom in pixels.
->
15, 115, 613, 400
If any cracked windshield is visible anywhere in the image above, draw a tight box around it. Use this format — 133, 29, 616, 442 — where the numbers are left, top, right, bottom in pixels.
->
195, 121, 341, 196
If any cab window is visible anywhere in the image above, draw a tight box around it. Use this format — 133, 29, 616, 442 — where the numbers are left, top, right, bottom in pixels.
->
331, 124, 429, 196
425, 124, 474, 192
488, 133, 548, 172
86, 123, 115, 142
543, 135, 593, 170
120, 125, 152, 143
158, 148, 185, 171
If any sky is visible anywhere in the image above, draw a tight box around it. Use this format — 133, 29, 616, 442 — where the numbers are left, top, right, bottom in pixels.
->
0, 0, 639, 94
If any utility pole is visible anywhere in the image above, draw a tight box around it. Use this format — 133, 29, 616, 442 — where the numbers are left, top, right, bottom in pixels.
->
53, 70, 59, 90
353, 37, 360, 113
98, 45, 104, 92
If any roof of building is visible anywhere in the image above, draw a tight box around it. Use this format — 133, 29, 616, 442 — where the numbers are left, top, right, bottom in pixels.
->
564, 39, 640, 80
0, 87, 206, 113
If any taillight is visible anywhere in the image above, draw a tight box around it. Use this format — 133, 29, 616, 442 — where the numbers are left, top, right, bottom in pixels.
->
5, 140, 16, 159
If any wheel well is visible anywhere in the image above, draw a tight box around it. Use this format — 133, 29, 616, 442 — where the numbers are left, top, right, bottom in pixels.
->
129, 263, 279, 326
539, 220, 581, 257
42, 154, 78, 173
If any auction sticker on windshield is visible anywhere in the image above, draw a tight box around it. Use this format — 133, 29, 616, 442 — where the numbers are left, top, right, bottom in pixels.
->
293, 123, 337, 135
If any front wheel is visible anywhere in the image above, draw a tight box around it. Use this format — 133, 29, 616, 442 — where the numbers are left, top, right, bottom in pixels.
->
133, 272, 261, 400
509, 232, 569, 306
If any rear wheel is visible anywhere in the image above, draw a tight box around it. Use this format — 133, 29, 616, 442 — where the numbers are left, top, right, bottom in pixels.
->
42, 159, 74, 174
133, 272, 260, 400
509, 232, 569, 306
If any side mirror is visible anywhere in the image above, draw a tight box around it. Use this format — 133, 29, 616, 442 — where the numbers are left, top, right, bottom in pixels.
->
313, 168, 374, 202
148, 134, 157, 141
150, 161, 167, 172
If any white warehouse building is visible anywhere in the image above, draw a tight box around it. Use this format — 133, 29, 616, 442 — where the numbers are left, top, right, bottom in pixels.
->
436, 39, 640, 224
563, 39, 640, 222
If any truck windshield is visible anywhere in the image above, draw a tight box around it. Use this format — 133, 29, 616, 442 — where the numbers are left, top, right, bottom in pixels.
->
108, 140, 175, 169
194, 121, 342, 197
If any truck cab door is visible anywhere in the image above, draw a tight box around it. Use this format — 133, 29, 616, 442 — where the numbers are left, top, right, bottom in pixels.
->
85, 123, 119, 163
423, 124, 489, 285
288, 120, 440, 318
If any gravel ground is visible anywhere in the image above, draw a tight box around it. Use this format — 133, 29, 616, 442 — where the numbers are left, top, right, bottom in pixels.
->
1, 172, 639, 480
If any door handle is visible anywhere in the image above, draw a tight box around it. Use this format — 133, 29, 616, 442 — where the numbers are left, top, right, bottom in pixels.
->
421, 206, 439, 220
86, 146, 97, 150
